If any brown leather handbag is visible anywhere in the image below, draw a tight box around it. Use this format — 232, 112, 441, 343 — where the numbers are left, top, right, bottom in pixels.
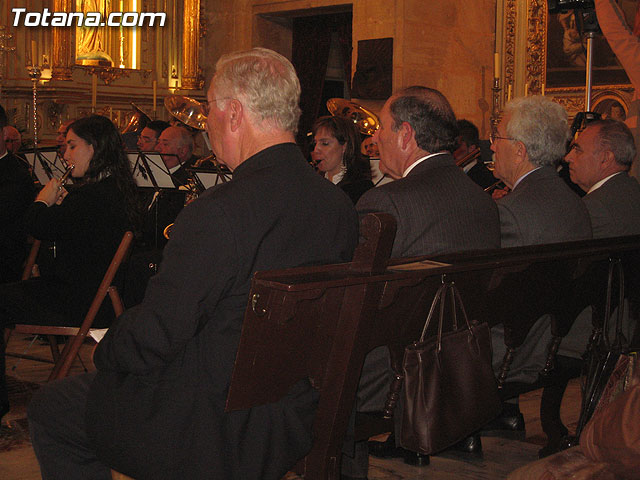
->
401, 281, 501, 454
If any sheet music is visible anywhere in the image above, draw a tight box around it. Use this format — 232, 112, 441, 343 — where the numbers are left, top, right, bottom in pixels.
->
127, 152, 177, 189
23, 149, 64, 184
194, 170, 232, 189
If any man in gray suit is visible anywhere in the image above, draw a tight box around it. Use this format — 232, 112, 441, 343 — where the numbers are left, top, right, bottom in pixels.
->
560, 119, 640, 359
489, 97, 592, 421
491, 96, 592, 247
344, 87, 501, 479
565, 119, 640, 238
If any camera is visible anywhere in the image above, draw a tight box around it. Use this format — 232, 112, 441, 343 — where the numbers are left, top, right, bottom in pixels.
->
548, 0, 595, 13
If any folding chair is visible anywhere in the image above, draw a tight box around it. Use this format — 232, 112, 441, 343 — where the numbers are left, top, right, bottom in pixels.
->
8, 231, 134, 381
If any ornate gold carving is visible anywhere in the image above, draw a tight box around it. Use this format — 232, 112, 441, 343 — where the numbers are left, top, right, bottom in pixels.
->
85, 66, 131, 85
182, 0, 201, 90
52, 0, 73, 81
504, 0, 517, 104
526, 0, 546, 95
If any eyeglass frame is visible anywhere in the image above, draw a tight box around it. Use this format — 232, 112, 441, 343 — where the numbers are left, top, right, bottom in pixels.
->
489, 132, 517, 144
202, 97, 234, 117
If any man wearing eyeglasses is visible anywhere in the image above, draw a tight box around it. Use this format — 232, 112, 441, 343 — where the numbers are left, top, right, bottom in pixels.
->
565, 119, 640, 238
28, 48, 358, 480
490, 95, 591, 249
488, 95, 592, 393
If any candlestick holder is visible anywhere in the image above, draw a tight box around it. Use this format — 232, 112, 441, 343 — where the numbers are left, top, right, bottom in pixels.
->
490, 77, 502, 131
28, 65, 42, 148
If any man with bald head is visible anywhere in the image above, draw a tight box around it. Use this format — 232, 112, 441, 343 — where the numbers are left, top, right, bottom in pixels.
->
3, 126, 22, 155
155, 125, 197, 186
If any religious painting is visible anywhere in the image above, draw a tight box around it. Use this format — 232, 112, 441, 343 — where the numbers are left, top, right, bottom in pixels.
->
592, 93, 628, 120
546, 0, 636, 88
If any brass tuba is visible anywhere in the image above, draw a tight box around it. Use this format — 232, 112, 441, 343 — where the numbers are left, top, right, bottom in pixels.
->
121, 103, 152, 135
164, 95, 207, 130
326, 98, 380, 136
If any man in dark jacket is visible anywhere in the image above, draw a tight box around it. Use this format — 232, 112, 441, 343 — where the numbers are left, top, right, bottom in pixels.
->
28, 48, 359, 480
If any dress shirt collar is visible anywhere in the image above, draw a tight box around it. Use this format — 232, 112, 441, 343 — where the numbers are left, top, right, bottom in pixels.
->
402, 151, 448, 178
325, 169, 345, 185
0, 150, 7, 161
512, 166, 542, 190
587, 171, 625, 194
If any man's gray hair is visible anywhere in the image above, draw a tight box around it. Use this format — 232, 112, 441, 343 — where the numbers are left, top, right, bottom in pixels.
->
389, 86, 458, 153
589, 119, 636, 170
213, 48, 301, 134
504, 96, 569, 167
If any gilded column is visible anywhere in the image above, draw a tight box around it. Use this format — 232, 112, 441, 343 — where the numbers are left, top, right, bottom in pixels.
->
182, 0, 200, 89
52, 0, 73, 80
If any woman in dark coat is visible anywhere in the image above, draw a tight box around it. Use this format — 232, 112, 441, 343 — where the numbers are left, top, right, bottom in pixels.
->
0, 115, 139, 421
311, 115, 374, 204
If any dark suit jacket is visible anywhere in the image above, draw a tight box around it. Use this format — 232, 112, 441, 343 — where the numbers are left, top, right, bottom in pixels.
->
0, 152, 36, 282
87, 143, 359, 480
338, 176, 374, 204
356, 153, 501, 257
497, 166, 592, 247
583, 173, 640, 239
466, 160, 498, 191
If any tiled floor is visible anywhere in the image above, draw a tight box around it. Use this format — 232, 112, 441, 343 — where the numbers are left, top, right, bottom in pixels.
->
1, 335, 582, 480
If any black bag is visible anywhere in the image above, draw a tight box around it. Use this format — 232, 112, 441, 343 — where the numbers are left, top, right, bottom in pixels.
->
401, 282, 501, 454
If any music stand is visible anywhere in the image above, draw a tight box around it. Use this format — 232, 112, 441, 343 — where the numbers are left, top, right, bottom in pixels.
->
22, 147, 64, 184
128, 152, 177, 189
188, 166, 232, 190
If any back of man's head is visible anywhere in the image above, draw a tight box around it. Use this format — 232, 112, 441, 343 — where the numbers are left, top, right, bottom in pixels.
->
589, 118, 636, 170
504, 96, 569, 167
212, 47, 301, 134
389, 86, 458, 153
456, 119, 479, 148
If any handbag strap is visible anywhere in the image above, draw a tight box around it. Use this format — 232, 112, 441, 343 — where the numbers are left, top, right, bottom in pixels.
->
603, 258, 625, 350
418, 282, 475, 349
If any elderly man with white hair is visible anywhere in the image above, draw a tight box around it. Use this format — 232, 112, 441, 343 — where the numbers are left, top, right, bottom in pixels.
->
28, 48, 359, 480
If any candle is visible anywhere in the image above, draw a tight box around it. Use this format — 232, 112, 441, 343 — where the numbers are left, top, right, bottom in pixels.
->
31, 40, 37, 66
507, 84, 512, 102
494, 53, 501, 80
91, 74, 97, 110
541, 83, 545, 96
152, 80, 157, 113
524, 83, 528, 97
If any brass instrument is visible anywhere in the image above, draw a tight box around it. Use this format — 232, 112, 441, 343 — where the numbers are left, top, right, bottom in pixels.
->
326, 98, 379, 136
455, 147, 481, 169
484, 179, 507, 193
121, 103, 152, 135
164, 95, 207, 130
59, 164, 75, 185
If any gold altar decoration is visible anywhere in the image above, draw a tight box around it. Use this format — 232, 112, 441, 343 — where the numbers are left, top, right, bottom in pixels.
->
182, 0, 201, 90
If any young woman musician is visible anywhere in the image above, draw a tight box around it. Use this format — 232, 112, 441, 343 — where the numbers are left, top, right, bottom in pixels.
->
311, 115, 374, 204
0, 115, 140, 421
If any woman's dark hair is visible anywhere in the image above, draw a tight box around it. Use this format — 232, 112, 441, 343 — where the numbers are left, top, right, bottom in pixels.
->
68, 115, 141, 229
312, 115, 371, 182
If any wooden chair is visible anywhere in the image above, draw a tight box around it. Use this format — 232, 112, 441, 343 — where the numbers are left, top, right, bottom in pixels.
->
7, 231, 134, 381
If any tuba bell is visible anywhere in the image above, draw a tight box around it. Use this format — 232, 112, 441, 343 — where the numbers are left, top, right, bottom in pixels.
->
164, 95, 207, 130
121, 103, 152, 135
326, 98, 380, 136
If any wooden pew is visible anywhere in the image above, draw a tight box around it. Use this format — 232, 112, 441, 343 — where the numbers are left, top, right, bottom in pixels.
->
226, 213, 640, 480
